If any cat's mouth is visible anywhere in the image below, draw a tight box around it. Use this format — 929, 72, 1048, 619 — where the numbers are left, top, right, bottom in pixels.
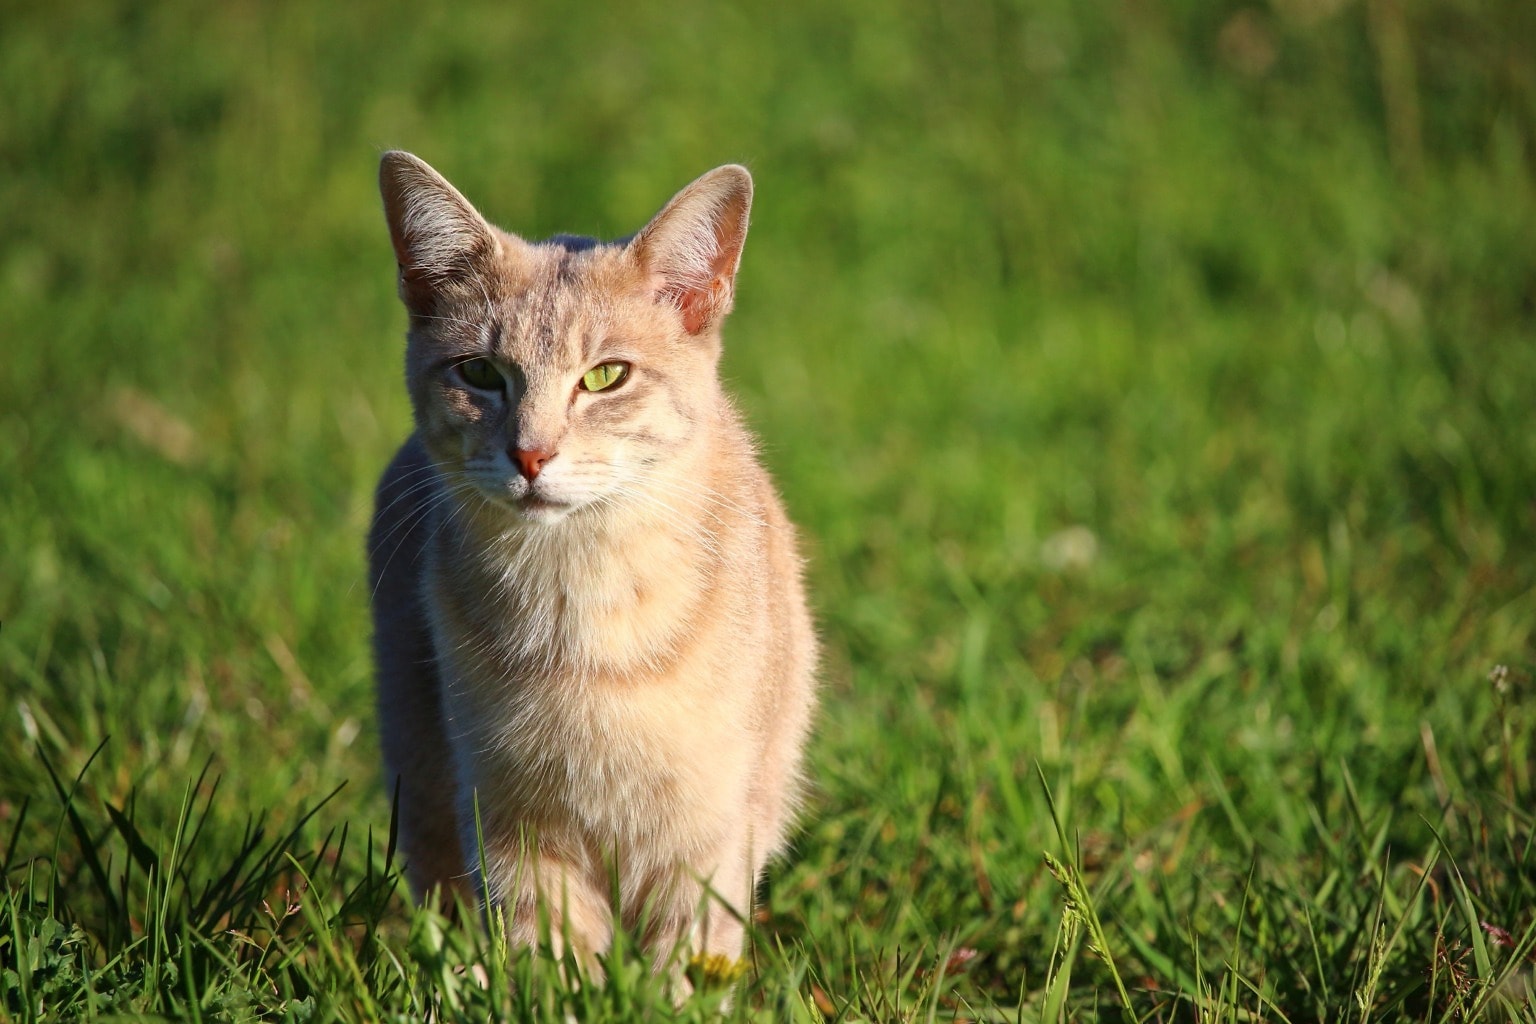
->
513, 491, 574, 523
460, 467, 579, 523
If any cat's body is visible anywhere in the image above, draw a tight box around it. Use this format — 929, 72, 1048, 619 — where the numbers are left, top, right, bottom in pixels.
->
369, 151, 816, 971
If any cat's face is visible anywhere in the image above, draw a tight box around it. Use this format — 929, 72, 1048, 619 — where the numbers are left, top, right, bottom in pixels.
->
405, 245, 716, 524
380, 153, 752, 525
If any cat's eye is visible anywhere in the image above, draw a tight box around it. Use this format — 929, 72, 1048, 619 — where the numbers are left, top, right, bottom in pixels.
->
579, 361, 629, 393
459, 358, 504, 391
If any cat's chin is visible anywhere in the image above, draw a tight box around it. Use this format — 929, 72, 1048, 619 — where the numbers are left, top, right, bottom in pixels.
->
461, 474, 582, 525
511, 494, 577, 525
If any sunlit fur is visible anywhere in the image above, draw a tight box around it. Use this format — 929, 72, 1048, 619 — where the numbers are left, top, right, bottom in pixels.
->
369, 152, 817, 978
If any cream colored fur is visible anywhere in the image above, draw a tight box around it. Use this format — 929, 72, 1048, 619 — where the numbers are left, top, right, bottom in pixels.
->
369, 151, 817, 977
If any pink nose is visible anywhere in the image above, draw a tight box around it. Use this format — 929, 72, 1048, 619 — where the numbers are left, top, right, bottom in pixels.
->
513, 448, 555, 481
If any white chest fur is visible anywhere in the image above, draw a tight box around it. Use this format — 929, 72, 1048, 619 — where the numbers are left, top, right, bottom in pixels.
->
429, 511, 754, 864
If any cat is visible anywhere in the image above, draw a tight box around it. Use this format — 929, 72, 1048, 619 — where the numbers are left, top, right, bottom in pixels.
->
368, 150, 817, 982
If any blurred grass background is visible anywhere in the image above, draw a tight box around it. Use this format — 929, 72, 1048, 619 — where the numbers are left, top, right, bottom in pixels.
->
1, 0, 1534, 1019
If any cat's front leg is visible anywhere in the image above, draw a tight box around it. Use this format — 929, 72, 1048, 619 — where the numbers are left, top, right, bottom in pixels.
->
476, 832, 614, 981
638, 847, 753, 987
696, 855, 751, 967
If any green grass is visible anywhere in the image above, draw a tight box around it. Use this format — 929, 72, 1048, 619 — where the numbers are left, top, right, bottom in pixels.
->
2, 0, 1534, 1019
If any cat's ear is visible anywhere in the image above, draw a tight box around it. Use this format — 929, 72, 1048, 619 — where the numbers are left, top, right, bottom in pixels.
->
379, 151, 501, 311
628, 165, 753, 336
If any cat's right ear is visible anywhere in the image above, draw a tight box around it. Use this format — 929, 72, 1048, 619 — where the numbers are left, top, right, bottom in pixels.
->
379, 151, 500, 312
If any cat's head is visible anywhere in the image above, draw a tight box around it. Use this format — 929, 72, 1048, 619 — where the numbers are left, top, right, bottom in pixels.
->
379, 151, 751, 526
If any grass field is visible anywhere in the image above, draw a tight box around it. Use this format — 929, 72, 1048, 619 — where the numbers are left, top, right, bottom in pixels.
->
2, 0, 1534, 1019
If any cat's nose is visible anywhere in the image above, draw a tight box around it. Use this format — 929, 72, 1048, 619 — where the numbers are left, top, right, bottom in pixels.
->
512, 448, 556, 481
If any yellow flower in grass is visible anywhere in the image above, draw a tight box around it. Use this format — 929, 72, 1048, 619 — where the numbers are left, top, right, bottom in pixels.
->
687, 951, 748, 988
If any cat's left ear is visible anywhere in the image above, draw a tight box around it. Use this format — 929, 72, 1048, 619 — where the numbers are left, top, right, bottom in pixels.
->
627, 165, 752, 336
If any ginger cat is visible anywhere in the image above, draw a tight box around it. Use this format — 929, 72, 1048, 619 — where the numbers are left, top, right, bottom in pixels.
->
369, 150, 817, 979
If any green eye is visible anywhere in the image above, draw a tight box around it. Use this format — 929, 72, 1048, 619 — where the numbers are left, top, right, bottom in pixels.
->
459, 358, 504, 390
580, 361, 629, 393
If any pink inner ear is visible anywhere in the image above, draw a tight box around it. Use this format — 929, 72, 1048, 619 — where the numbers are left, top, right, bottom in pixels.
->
669, 277, 726, 334
651, 259, 731, 335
